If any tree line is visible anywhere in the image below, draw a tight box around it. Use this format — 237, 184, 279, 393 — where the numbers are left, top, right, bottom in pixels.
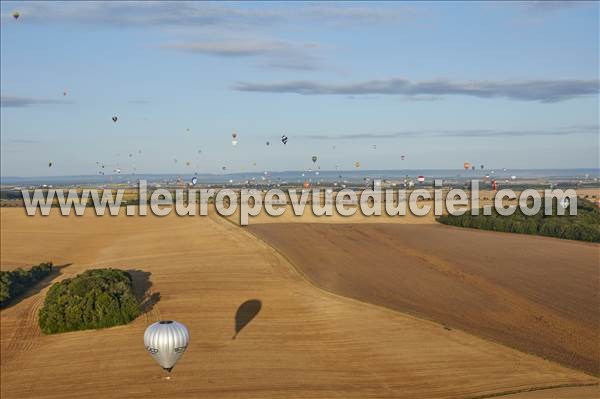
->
437, 198, 600, 243
0, 262, 54, 306
39, 268, 141, 334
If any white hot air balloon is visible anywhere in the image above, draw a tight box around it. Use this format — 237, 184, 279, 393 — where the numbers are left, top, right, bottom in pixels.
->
144, 320, 189, 373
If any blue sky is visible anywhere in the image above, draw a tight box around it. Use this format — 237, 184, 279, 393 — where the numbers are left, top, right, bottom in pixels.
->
1, 1, 598, 176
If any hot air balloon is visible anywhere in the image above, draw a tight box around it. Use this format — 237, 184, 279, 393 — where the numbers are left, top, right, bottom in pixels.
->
112, 116, 118, 123
401, 155, 405, 161
222, 166, 227, 171
417, 176, 425, 183
232, 132, 238, 147
186, 161, 191, 166
463, 162, 471, 170
191, 176, 198, 185
63, 91, 67, 96
303, 181, 310, 189
48, 162, 53, 168
129, 153, 133, 158
312, 155, 317, 163
372, 144, 377, 150
12, 11, 19, 20
355, 161, 360, 168
281, 134, 288, 145
144, 320, 189, 373
480, 164, 484, 170
266, 141, 270, 146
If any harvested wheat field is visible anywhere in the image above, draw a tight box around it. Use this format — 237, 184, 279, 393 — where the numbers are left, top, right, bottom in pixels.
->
1, 208, 598, 398
249, 222, 600, 377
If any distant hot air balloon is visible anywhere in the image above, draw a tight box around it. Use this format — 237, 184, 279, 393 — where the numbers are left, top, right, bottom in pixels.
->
144, 321, 189, 373
191, 176, 198, 185
417, 176, 425, 183
63, 91, 67, 96
303, 181, 310, 189
48, 162, 53, 168
281, 134, 288, 145
372, 144, 377, 150
186, 161, 191, 166
232, 132, 238, 146
463, 162, 471, 170
112, 116, 118, 123
222, 166, 227, 171
401, 155, 405, 160
12, 11, 19, 20
312, 155, 317, 163
266, 141, 270, 146
480, 164, 484, 170
355, 161, 360, 168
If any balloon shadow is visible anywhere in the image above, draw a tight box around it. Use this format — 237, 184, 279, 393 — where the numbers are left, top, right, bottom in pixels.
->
232, 299, 262, 340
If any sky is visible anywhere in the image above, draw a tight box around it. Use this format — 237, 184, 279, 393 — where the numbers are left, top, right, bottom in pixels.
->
0, 1, 598, 177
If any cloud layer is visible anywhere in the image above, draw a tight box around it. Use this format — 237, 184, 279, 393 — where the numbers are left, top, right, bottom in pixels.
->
233, 78, 600, 103
3, 2, 409, 27
304, 125, 599, 140
0, 95, 69, 107
161, 38, 322, 70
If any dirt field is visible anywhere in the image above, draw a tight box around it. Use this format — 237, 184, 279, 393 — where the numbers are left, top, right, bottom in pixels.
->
1, 208, 598, 398
249, 222, 600, 377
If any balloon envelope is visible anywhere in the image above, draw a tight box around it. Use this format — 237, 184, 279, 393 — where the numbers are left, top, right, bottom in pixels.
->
144, 320, 189, 372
